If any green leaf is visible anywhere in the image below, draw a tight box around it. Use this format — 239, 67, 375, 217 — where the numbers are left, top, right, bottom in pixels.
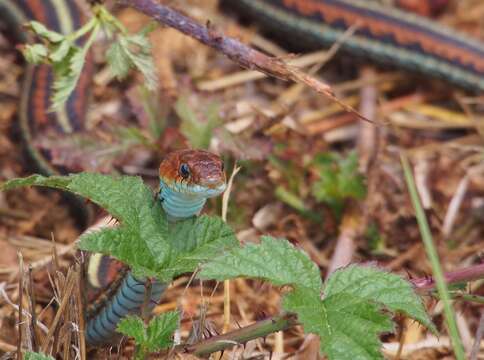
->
200, 236, 322, 290
49, 40, 72, 63
199, 237, 433, 360
117, 312, 178, 353
2, 174, 170, 277
29, 21, 64, 42
312, 151, 366, 217
146, 311, 179, 351
24, 353, 55, 360
51, 45, 85, 110
324, 264, 436, 333
117, 315, 147, 345
282, 265, 435, 360
283, 288, 393, 360
1, 174, 71, 191
175, 98, 221, 149
106, 41, 132, 80
23, 44, 48, 64
1, 173, 238, 282
103, 17, 157, 89
158, 216, 239, 281
118, 32, 158, 90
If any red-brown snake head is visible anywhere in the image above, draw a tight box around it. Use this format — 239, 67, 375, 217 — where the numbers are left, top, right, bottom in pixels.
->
158, 149, 226, 198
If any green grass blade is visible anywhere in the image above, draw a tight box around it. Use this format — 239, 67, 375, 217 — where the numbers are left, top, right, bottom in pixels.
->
401, 153, 465, 360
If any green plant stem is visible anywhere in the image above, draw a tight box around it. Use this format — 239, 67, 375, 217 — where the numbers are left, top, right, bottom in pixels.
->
401, 153, 465, 360
68, 17, 97, 41
134, 346, 147, 360
452, 293, 484, 305
178, 313, 298, 357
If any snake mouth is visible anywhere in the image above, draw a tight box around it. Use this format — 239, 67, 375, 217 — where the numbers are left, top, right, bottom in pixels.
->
161, 178, 227, 198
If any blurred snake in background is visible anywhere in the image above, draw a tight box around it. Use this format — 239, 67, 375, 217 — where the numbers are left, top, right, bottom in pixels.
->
0, 0, 482, 346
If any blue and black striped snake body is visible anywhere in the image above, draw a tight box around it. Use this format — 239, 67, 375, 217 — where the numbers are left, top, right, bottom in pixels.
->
2, 0, 484, 348
84, 257, 168, 346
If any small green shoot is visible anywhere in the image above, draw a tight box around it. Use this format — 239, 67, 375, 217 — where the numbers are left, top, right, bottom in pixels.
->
311, 151, 366, 218
22, 5, 158, 111
174, 97, 221, 149
117, 312, 179, 359
274, 185, 317, 220
24, 353, 55, 360
365, 222, 386, 254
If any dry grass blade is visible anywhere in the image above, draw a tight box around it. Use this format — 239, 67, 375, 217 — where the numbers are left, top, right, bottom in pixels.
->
40, 267, 78, 354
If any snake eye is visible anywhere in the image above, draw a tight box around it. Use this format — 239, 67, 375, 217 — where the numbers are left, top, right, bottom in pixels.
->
179, 163, 190, 179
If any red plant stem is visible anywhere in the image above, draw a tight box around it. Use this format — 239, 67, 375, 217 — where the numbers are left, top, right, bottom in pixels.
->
411, 263, 484, 291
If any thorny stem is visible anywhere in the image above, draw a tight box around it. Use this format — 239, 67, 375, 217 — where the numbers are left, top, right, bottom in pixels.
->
411, 263, 484, 292
116, 0, 371, 123
177, 313, 298, 357
155, 265, 484, 357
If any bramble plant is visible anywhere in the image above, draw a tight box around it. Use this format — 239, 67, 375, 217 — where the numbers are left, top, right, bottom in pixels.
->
117, 312, 179, 360
1, 174, 435, 359
311, 151, 367, 218
23, 4, 158, 111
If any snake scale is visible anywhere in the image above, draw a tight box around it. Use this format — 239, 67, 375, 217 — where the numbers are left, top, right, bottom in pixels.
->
0, 0, 482, 346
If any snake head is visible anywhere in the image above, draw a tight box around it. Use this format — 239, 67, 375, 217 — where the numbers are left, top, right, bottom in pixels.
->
159, 149, 227, 198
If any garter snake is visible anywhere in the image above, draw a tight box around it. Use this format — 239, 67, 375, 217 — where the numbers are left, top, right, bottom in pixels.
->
1, 0, 482, 347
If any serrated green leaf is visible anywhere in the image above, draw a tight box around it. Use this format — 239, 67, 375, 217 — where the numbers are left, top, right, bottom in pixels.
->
146, 311, 179, 351
25, 352, 55, 360
106, 41, 132, 80
283, 288, 393, 360
199, 236, 321, 290
2, 173, 238, 282
175, 98, 220, 149
49, 40, 72, 63
23, 44, 48, 64
29, 21, 64, 42
118, 33, 157, 90
1, 173, 159, 230
71, 174, 170, 275
157, 215, 239, 281
117, 312, 178, 353
2, 173, 170, 277
312, 151, 366, 217
324, 264, 436, 333
1, 174, 69, 191
51, 46, 85, 110
117, 315, 147, 344
78, 227, 159, 279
